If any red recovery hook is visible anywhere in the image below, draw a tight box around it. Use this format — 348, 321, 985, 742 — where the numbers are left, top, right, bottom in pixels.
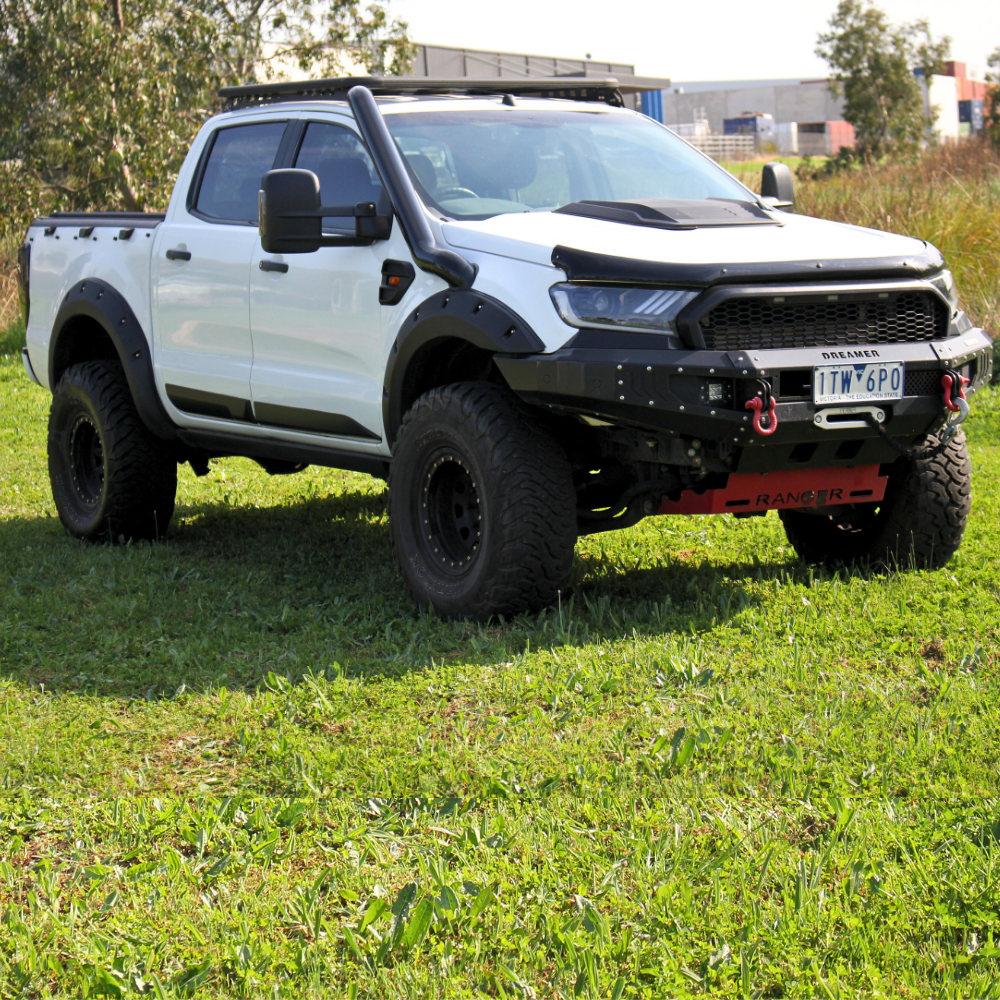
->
942, 370, 969, 413
745, 379, 778, 436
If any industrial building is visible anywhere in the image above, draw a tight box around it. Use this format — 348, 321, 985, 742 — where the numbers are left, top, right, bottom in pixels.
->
639, 60, 991, 157
407, 43, 671, 112
649, 76, 847, 153
403, 46, 991, 161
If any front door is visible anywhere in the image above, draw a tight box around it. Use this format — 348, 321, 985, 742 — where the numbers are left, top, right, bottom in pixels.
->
249, 120, 386, 444
152, 119, 288, 423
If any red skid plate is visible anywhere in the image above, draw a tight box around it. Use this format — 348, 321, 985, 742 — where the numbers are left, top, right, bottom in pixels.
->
658, 465, 888, 516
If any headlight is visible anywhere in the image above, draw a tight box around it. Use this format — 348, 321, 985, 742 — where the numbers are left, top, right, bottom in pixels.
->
929, 270, 958, 312
550, 283, 697, 340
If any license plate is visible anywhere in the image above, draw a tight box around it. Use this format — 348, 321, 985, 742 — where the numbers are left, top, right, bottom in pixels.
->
814, 362, 904, 405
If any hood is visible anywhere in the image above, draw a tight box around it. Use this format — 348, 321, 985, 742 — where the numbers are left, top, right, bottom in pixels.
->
441, 209, 929, 272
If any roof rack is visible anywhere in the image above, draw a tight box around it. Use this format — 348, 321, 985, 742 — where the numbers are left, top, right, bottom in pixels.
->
218, 76, 630, 111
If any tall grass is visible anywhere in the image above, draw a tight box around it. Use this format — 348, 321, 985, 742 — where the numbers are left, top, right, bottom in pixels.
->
799, 143, 1000, 337
730, 140, 1000, 337
0, 316, 25, 358
0, 264, 19, 334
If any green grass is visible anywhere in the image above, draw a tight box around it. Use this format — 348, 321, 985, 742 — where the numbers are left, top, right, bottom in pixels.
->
3, 139, 1000, 994
722, 156, 824, 180
0, 317, 24, 359
4, 342, 1000, 997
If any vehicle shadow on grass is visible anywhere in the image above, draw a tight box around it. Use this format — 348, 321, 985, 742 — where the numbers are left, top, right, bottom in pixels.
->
169, 489, 813, 630
0, 488, 838, 696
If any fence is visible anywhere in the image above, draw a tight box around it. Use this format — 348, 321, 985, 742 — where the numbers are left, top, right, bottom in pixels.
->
670, 132, 757, 161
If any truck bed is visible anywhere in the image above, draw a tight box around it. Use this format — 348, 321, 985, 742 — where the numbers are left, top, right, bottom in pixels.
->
24, 211, 165, 390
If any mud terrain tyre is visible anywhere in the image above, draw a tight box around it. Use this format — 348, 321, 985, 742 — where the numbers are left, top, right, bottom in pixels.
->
388, 382, 576, 620
48, 361, 177, 542
779, 427, 970, 570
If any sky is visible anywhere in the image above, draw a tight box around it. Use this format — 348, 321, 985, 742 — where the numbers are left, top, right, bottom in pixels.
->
392, 0, 1000, 83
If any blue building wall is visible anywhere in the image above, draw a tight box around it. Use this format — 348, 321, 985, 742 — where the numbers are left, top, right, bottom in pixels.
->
641, 89, 664, 123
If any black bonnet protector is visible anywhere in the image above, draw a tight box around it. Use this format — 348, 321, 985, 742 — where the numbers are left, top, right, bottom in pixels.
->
551, 242, 946, 288
553, 197, 779, 230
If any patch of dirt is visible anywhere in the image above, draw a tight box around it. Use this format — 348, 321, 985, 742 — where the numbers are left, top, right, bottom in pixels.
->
147, 733, 241, 792
920, 639, 947, 662
320, 720, 352, 735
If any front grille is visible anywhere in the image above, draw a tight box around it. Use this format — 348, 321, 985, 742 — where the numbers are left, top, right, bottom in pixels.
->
699, 292, 947, 351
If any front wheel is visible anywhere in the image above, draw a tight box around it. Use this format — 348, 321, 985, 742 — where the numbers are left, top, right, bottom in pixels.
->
388, 382, 576, 620
779, 427, 971, 570
48, 361, 177, 542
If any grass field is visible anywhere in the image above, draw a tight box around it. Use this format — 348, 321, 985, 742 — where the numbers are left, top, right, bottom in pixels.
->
3, 141, 1000, 997
4, 325, 1000, 997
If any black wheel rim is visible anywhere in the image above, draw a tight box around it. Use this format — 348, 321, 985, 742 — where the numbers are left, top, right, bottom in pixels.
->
68, 414, 105, 505
421, 450, 482, 574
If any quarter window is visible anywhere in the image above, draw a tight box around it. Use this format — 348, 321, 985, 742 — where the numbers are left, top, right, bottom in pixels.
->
195, 121, 287, 224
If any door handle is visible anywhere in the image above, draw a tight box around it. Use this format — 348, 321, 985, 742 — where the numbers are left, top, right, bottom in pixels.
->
165, 249, 191, 261
259, 259, 288, 273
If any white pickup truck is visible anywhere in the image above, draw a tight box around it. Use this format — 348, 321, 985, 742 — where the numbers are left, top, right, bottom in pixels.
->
16, 77, 991, 619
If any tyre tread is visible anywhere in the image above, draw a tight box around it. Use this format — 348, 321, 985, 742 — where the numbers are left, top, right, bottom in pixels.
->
780, 427, 970, 570
389, 382, 576, 619
48, 361, 176, 542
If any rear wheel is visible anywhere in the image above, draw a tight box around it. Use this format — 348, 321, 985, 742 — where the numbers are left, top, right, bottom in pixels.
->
779, 427, 970, 570
388, 382, 576, 620
48, 361, 177, 542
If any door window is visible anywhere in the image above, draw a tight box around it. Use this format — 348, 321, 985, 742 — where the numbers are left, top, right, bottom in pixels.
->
194, 121, 287, 224
294, 122, 384, 231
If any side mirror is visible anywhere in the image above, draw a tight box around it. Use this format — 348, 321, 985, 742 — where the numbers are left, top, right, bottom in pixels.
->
259, 168, 392, 252
761, 161, 795, 213
259, 169, 323, 253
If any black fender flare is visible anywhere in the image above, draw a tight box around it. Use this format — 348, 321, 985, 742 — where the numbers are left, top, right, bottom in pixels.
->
50, 278, 177, 440
383, 288, 545, 448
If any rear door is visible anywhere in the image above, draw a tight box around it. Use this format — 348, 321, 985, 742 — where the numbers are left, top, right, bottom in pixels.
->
248, 119, 387, 444
152, 118, 290, 424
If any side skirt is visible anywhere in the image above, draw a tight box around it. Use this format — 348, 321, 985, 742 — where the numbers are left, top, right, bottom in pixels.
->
176, 426, 390, 480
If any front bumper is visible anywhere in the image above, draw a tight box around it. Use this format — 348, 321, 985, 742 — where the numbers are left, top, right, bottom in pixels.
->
496, 328, 992, 473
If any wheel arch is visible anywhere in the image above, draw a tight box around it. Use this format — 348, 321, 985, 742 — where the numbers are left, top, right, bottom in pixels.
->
49, 278, 177, 440
383, 288, 544, 449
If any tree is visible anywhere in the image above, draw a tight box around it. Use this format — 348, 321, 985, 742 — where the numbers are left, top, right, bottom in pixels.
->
0, 0, 412, 227
986, 47, 1000, 151
816, 0, 950, 160
205, 0, 413, 83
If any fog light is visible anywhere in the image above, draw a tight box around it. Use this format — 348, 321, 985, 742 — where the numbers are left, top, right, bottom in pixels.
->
700, 378, 733, 408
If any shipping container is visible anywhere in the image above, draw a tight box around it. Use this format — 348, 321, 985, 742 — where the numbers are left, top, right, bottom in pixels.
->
958, 99, 985, 132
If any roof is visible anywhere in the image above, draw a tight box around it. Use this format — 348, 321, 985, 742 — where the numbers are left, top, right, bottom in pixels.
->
669, 78, 825, 94
410, 42, 636, 80
217, 75, 666, 111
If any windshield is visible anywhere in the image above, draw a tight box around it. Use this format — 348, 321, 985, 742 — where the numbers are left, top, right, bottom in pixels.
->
385, 107, 753, 220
